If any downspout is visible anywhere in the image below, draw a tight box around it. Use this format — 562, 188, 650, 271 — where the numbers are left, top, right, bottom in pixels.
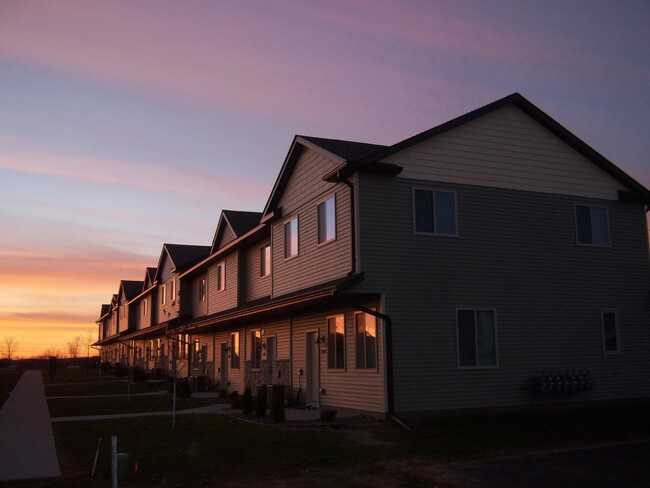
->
343, 301, 409, 429
341, 178, 357, 276
289, 313, 293, 404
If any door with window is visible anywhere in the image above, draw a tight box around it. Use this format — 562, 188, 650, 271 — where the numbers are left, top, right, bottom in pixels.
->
220, 343, 228, 389
305, 331, 320, 407
266, 336, 276, 384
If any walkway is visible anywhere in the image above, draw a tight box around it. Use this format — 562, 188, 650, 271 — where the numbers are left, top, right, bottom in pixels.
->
0, 370, 60, 481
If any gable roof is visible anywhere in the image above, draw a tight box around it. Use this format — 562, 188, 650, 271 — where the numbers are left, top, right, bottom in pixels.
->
144, 267, 157, 289
154, 244, 211, 281
211, 210, 262, 253
349, 93, 650, 202
120, 280, 144, 301
99, 304, 110, 320
263, 135, 398, 216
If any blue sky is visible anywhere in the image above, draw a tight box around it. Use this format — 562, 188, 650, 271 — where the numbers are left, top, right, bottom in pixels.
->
0, 0, 648, 356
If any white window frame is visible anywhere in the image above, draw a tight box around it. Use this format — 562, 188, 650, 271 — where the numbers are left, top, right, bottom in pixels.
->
456, 308, 499, 369
412, 187, 458, 237
216, 262, 225, 292
284, 216, 299, 259
601, 310, 621, 355
199, 277, 206, 302
143, 299, 148, 317
317, 194, 337, 245
260, 244, 271, 277
575, 204, 610, 247
251, 330, 262, 369
355, 311, 378, 370
231, 331, 240, 369
161, 284, 167, 306
327, 315, 346, 371
170, 279, 176, 302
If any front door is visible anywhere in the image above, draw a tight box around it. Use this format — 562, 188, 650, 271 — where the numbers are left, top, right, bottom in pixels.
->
305, 331, 320, 407
266, 336, 276, 384
220, 343, 228, 389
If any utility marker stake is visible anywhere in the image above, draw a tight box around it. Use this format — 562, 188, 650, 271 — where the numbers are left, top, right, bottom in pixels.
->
91, 437, 102, 478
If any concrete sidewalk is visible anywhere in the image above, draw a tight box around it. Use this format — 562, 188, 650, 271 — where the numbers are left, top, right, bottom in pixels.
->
0, 370, 60, 481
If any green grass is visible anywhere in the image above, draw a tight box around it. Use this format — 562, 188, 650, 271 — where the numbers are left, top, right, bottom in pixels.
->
47, 394, 208, 417
45, 380, 159, 397
0, 370, 21, 408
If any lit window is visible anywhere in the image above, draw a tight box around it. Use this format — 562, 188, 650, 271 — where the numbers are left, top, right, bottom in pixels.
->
457, 309, 497, 368
327, 316, 345, 369
602, 311, 620, 354
414, 188, 457, 235
231, 332, 240, 369
217, 262, 225, 291
284, 217, 299, 258
317, 196, 336, 244
355, 312, 377, 369
260, 245, 271, 277
251, 330, 261, 369
170, 279, 176, 301
576, 205, 609, 246
161, 284, 167, 305
143, 299, 148, 316
199, 277, 206, 302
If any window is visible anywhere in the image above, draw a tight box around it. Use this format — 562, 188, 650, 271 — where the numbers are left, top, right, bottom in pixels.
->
284, 217, 299, 258
199, 277, 206, 302
251, 330, 261, 369
327, 315, 345, 369
161, 284, 167, 305
413, 188, 457, 235
317, 195, 336, 244
216, 262, 225, 291
170, 279, 176, 302
457, 309, 497, 368
260, 245, 271, 277
143, 299, 148, 317
575, 205, 609, 246
355, 312, 377, 369
231, 332, 240, 369
602, 311, 620, 354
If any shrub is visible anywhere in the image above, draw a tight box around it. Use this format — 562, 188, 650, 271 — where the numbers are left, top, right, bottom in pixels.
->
229, 391, 241, 409
241, 388, 254, 415
132, 367, 147, 382
320, 409, 337, 423
269, 390, 285, 423
100, 361, 111, 372
113, 362, 125, 378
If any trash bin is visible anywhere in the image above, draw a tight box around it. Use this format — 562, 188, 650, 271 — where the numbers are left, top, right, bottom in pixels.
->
117, 452, 129, 480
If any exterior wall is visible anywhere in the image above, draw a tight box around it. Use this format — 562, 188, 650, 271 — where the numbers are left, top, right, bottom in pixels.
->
207, 252, 239, 314
384, 105, 626, 201
156, 256, 179, 324
216, 225, 236, 250
214, 328, 245, 394
190, 274, 208, 318
118, 294, 129, 333
245, 239, 272, 302
356, 172, 650, 413
243, 318, 291, 392
272, 150, 353, 296
290, 305, 385, 413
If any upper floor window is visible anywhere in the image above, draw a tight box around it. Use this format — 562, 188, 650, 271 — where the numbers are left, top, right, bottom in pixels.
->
170, 279, 176, 302
260, 245, 271, 277
413, 188, 457, 236
317, 195, 336, 244
199, 277, 206, 302
143, 299, 148, 317
602, 311, 620, 354
575, 205, 609, 246
251, 330, 262, 369
161, 284, 167, 305
355, 312, 377, 369
284, 217, 299, 259
231, 332, 240, 369
216, 262, 225, 291
327, 315, 345, 370
457, 309, 497, 368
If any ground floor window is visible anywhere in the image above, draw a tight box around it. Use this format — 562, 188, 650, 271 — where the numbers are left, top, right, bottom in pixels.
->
602, 311, 620, 354
355, 312, 377, 369
327, 315, 345, 369
231, 332, 240, 369
251, 330, 261, 369
457, 309, 497, 368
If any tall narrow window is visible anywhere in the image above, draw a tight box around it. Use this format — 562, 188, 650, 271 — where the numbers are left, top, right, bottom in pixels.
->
143, 299, 148, 317
317, 195, 336, 244
251, 330, 261, 369
199, 277, 206, 302
216, 262, 225, 291
231, 332, 240, 369
170, 279, 176, 302
327, 316, 345, 369
575, 205, 610, 246
602, 311, 620, 354
355, 312, 377, 369
260, 245, 271, 277
457, 309, 497, 368
413, 188, 457, 235
284, 217, 299, 258
161, 284, 167, 305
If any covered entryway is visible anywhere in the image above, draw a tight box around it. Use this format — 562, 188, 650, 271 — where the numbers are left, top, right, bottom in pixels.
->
305, 331, 320, 407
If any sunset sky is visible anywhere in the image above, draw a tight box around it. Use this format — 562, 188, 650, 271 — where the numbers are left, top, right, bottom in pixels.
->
1, 1, 649, 358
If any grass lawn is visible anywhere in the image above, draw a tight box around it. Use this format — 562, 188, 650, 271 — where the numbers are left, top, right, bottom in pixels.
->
48, 393, 209, 417
0, 370, 21, 408
45, 379, 159, 397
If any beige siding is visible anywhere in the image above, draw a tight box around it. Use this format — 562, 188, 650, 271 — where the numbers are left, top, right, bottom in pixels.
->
156, 257, 179, 324
214, 329, 245, 393
216, 225, 236, 250
207, 252, 238, 314
386, 105, 626, 200
245, 239, 272, 302
272, 185, 353, 297
291, 305, 385, 414
190, 274, 208, 318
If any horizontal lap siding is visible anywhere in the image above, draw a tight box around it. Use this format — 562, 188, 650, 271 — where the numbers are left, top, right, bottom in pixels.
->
357, 173, 650, 413
216, 226, 236, 250
245, 240, 271, 302
291, 305, 385, 413
386, 105, 625, 201
190, 274, 207, 318
272, 148, 352, 297
214, 329, 245, 393
157, 257, 178, 324
207, 252, 238, 314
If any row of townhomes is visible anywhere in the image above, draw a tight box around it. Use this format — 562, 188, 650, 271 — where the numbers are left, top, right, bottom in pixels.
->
95, 93, 650, 419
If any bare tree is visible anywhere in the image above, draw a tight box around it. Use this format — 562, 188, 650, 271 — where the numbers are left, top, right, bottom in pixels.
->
81, 331, 96, 358
40, 347, 60, 359
67, 335, 81, 360
1, 336, 18, 359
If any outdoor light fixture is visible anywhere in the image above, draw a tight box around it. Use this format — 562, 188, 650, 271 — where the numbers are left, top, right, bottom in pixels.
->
315, 336, 326, 345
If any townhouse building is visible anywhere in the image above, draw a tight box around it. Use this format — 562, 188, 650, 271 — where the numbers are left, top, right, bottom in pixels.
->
96, 93, 650, 417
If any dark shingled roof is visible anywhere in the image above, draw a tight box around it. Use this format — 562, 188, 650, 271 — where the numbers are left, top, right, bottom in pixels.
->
299, 136, 386, 161
100, 304, 110, 317
222, 210, 262, 237
121, 280, 144, 300
164, 244, 211, 272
